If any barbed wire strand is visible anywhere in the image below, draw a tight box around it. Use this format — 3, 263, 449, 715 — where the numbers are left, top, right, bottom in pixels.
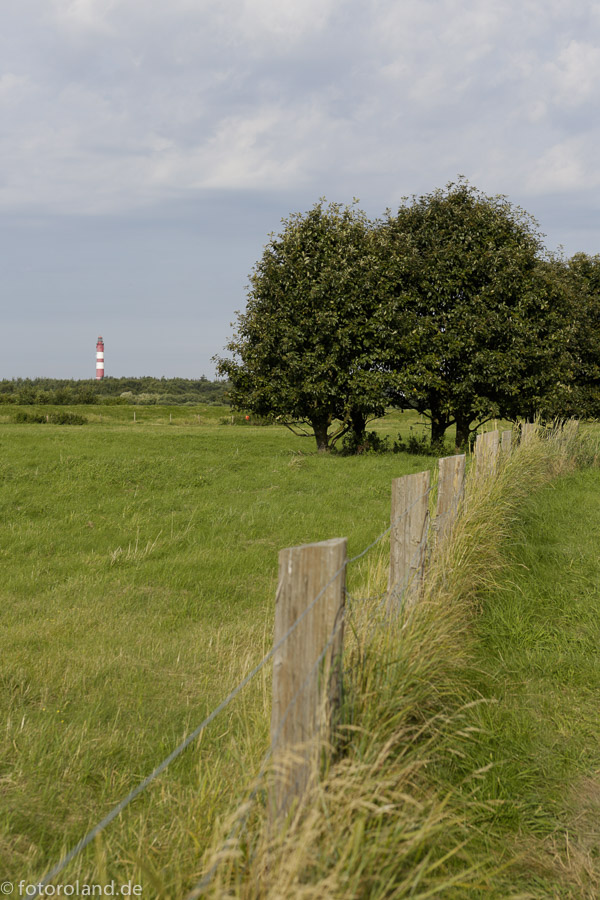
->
32, 484, 432, 895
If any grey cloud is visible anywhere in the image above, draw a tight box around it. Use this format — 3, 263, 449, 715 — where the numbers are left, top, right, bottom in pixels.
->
1, 0, 599, 376
1, 0, 598, 213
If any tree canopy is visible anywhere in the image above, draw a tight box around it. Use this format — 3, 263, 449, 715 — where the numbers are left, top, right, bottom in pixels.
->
216, 201, 390, 450
380, 181, 574, 445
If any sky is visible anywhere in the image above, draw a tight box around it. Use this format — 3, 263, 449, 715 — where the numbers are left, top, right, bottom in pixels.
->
1, 0, 600, 380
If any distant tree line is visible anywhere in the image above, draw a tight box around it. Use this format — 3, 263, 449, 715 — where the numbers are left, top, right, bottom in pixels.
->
217, 180, 600, 451
0, 376, 229, 406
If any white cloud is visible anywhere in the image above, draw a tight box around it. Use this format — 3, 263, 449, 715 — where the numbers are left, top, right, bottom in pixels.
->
525, 137, 600, 194
549, 39, 600, 107
50, 0, 120, 35
239, 0, 339, 43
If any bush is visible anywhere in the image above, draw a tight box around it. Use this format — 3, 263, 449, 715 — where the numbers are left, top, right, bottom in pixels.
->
393, 433, 450, 456
50, 412, 87, 425
13, 411, 47, 423
337, 430, 391, 455
219, 414, 274, 426
12, 411, 87, 425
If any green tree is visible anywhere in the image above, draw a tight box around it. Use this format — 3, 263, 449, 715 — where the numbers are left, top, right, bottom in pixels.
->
216, 201, 389, 451
380, 181, 572, 446
557, 253, 600, 418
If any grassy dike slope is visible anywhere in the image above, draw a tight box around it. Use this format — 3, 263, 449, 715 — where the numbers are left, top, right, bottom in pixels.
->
457, 466, 600, 897
0, 422, 434, 889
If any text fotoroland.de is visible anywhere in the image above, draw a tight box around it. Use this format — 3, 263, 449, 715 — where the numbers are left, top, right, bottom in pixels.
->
8, 882, 142, 896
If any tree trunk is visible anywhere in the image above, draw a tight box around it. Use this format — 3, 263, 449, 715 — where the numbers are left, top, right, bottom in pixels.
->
349, 409, 367, 442
431, 419, 448, 447
454, 416, 472, 449
428, 396, 450, 448
430, 416, 448, 447
311, 419, 330, 452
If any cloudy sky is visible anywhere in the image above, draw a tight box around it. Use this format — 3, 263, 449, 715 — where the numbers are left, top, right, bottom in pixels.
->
2, 0, 600, 379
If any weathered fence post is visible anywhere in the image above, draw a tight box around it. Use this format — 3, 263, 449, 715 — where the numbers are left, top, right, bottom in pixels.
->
475, 430, 500, 477
520, 422, 537, 442
270, 537, 347, 821
501, 430, 512, 454
388, 470, 430, 612
435, 454, 465, 543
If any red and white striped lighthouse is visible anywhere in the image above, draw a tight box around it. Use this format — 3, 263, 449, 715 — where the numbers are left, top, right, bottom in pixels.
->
96, 336, 105, 380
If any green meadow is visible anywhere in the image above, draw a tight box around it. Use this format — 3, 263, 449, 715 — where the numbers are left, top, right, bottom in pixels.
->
0, 411, 434, 890
2, 412, 600, 897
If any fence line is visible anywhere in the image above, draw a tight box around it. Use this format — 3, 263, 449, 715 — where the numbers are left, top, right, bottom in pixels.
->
189, 444, 474, 891
191, 499, 445, 897
32, 477, 433, 896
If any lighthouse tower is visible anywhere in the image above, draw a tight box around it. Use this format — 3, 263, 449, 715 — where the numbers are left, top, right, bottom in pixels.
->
96, 336, 105, 380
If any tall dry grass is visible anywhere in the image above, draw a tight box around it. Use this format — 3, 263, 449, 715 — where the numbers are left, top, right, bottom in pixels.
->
194, 421, 595, 898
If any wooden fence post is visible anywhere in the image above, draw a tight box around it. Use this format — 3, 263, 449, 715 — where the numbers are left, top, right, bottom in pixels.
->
475, 430, 500, 477
388, 470, 430, 612
270, 537, 347, 820
435, 454, 465, 543
521, 422, 537, 442
501, 430, 512, 454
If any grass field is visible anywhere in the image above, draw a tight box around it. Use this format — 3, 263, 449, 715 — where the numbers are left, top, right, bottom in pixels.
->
0, 412, 436, 892
2, 413, 599, 897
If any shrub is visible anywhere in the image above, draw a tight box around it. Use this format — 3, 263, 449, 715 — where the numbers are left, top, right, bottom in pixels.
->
393, 433, 450, 456
13, 411, 47, 423
337, 430, 391, 455
12, 411, 87, 425
219, 414, 274, 426
49, 412, 87, 425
